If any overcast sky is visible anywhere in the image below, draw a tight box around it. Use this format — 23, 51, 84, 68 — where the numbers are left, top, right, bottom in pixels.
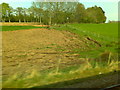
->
0, 0, 119, 22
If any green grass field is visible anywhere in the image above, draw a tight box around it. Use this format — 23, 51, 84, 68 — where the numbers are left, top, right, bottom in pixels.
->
70, 23, 118, 38
52, 23, 118, 57
2, 23, 119, 88
1, 26, 44, 31
52, 23, 118, 41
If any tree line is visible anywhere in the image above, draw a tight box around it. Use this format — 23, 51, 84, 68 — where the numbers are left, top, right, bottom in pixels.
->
0, 2, 106, 25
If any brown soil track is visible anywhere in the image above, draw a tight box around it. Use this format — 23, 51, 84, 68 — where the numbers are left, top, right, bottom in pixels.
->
2, 28, 91, 79
1, 22, 37, 26
0, 22, 49, 27
33, 25, 50, 27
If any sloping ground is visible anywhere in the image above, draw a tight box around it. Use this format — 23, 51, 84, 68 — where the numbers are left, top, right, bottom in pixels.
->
2, 28, 92, 80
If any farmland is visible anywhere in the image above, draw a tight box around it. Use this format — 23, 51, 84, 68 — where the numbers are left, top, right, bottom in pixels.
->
2, 23, 119, 88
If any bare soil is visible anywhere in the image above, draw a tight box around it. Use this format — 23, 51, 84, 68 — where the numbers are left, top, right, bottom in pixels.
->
2, 28, 92, 79
33, 25, 50, 27
0, 22, 41, 26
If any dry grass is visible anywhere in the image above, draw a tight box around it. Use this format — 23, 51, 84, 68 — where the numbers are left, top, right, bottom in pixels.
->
2, 59, 119, 88
0, 22, 44, 26
33, 25, 50, 27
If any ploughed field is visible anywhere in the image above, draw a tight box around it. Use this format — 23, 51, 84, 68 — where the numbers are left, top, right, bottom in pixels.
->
2, 28, 92, 80
1, 23, 119, 88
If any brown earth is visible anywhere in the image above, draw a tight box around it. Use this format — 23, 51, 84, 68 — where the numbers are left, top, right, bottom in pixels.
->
0, 22, 44, 26
33, 25, 50, 27
0, 22, 34, 26
2, 28, 94, 80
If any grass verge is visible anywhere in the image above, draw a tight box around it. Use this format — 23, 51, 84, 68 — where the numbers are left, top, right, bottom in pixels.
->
1, 26, 44, 31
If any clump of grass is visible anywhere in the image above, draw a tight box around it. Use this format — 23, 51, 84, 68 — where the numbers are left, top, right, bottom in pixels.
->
55, 58, 61, 74
97, 51, 112, 67
17, 54, 27, 58
88, 51, 117, 69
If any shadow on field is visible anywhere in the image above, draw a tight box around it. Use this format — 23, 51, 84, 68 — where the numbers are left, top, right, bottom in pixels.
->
32, 71, 120, 88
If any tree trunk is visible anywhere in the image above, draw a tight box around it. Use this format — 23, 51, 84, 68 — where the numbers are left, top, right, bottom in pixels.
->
9, 19, 11, 23
31, 19, 32, 22
2, 19, 3, 22
19, 19, 21, 23
3, 19, 5, 22
36, 18, 38, 22
49, 16, 52, 25
40, 16, 41, 24
24, 19, 26, 22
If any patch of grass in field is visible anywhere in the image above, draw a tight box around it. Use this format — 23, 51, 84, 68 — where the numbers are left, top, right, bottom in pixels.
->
1, 26, 44, 31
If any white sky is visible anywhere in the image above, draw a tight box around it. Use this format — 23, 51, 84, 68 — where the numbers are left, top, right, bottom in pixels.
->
0, 0, 119, 2
0, 0, 119, 22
